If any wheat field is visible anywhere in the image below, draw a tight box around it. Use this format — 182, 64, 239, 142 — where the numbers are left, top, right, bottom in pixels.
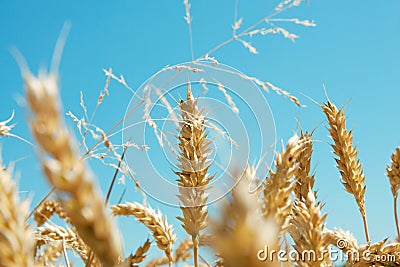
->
1, 0, 400, 266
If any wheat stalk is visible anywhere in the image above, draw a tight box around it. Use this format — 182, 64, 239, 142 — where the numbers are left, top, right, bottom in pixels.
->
262, 134, 306, 233
0, 159, 35, 267
111, 201, 176, 263
387, 147, 400, 240
23, 70, 123, 267
175, 86, 214, 267
322, 100, 370, 243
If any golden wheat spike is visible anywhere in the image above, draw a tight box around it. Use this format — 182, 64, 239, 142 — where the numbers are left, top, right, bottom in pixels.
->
290, 191, 331, 266
322, 100, 370, 243
111, 201, 176, 262
0, 159, 35, 267
387, 147, 400, 240
24, 71, 123, 267
35, 224, 90, 264
213, 166, 279, 267
262, 134, 306, 233
118, 239, 151, 266
175, 86, 214, 267
34, 199, 71, 227
293, 131, 315, 201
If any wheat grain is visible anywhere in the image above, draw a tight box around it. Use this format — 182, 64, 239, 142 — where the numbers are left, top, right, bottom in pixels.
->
24, 70, 122, 267
0, 159, 35, 267
237, 39, 258, 54
215, 80, 239, 114
322, 100, 370, 243
111, 201, 176, 262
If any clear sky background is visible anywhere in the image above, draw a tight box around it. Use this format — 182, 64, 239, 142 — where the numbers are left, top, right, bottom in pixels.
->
1, 0, 400, 265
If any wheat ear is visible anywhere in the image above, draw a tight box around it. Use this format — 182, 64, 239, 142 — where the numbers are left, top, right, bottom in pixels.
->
34, 199, 71, 227
35, 240, 63, 267
324, 228, 360, 264
322, 100, 370, 243
175, 86, 214, 267
213, 166, 279, 267
289, 131, 331, 266
35, 224, 91, 265
24, 71, 122, 267
387, 147, 400, 240
293, 131, 315, 201
262, 134, 306, 233
354, 239, 400, 266
111, 201, 176, 262
118, 239, 151, 267
290, 190, 331, 266
325, 228, 358, 252
0, 159, 35, 267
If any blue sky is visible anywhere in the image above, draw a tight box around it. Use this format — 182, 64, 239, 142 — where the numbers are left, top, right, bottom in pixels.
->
1, 0, 400, 264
